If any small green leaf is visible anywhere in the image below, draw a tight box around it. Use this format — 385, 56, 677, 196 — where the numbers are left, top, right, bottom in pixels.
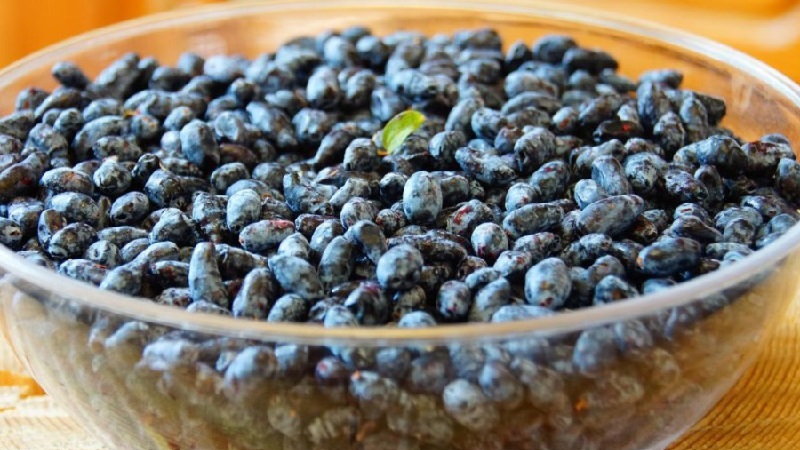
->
381, 110, 426, 155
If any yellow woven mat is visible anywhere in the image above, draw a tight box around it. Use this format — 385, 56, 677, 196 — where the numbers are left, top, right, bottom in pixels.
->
2, 298, 799, 450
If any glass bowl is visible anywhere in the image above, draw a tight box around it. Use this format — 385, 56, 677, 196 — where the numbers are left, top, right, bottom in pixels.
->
2, 1, 800, 449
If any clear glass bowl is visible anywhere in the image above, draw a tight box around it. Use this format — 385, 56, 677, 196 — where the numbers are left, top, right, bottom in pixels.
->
2, 1, 800, 449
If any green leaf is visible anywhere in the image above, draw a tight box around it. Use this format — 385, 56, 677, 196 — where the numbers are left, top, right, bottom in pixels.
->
381, 110, 426, 154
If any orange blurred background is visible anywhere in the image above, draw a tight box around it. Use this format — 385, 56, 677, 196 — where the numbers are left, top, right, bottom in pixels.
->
0, 0, 225, 66
0, 0, 799, 79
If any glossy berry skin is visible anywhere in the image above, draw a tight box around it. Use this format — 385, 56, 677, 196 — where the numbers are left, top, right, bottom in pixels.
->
447, 199, 494, 237
317, 235, 356, 289
189, 242, 229, 308
637, 237, 703, 276
471, 222, 508, 262
231, 268, 276, 319
345, 281, 390, 325
239, 220, 296, 254
455, 146, 517, 187
266, 294, 308, 323
524, 258, 572, 309
403, 171, 443, 225
576, 195, 645, 237
502, 202, 564, 240
469, 277, 511, 322
47, 223, 97, 259
268, 255, 324, 301
593, 275, 639, 305
59, 259, 107, 285
573, 179, 608, 209
226, 189, 261, 234
345, 220, 388, 265
85, 240, 120, 268
436, 280, 472, 322
777, 157, 800, 204
180, 120, 220, 168
376, 243, 423, 290
591, 155, 630, 196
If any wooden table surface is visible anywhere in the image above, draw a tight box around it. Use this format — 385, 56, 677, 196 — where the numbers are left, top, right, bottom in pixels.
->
2, 298, 799, 450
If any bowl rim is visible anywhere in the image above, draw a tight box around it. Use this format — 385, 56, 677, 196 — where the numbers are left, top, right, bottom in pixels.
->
2, 0, 800, 346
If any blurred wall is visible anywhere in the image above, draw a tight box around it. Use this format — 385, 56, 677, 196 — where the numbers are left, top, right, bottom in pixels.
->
0, 0, 224, 67
0, 0, 798, 78
565, 0, 800, 80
